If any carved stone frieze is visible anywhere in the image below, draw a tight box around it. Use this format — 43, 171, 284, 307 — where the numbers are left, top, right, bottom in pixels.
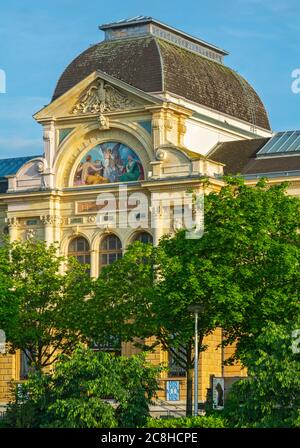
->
26, 229, 37, 240
40, 215, 63, 226
72, 80, 138, 115
5, 217, 19, 228
98, 113, 110, 130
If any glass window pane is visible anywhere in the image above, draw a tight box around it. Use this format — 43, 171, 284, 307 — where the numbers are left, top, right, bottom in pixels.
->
77, 240, 85, 251
109, 253, 116, 264
134, 232, 153, 244
69, 237, 90, 254
109, 236, 116, 250
77, 255, 84, 264
100, 235, 122, 270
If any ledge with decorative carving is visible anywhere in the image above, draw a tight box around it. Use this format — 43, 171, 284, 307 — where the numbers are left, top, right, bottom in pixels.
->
72, 80, 139, 115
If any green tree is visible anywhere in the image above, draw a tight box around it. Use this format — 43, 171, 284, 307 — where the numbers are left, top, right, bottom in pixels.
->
89, 179, 300, 416
203, 178, 300, 361
225, 322, 300, 427
90, 235, 247, 416
0, 239, 92, 371
4, 347, 160, 428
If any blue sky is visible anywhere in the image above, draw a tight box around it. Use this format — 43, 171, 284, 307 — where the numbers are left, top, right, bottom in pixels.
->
0, 0, 300, 158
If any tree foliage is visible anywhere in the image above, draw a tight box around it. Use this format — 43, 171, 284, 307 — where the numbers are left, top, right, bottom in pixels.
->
225, 322, 300, 427
4, 348, 161, 428
145, 415, 228, 428
89, 179, 300, 416
0, 239, 92, 370
207, 178, 300, 360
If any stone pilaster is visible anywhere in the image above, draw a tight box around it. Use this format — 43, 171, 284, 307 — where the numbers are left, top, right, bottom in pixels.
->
40, 215, 56, 245
90, 249, 98, 278
42, 121, 56, 189
5, 216, 20, 241
53, 216, 63, 245
150, 204, 164, 246
152, 112, 165, 149
177, 115, 187, 146
43, 121, 55, 168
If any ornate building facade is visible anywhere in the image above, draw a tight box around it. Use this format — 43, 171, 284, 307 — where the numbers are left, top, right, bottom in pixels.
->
1, 16, 300, 409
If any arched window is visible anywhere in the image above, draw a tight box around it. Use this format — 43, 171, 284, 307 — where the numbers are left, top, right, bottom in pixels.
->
100, 234, 122, 268
168, 349, 186, 378
68, 237, 91, 267
132, 232, 153, 245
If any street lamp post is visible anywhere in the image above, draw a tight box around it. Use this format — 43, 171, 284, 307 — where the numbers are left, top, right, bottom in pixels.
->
188, 304, 204, 417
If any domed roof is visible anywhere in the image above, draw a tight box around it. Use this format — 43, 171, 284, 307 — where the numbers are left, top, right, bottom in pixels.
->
53, 30, 270, 130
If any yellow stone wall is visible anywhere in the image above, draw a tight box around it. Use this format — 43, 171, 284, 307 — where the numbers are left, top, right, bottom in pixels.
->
199, 329, 223, 402
0, 351, 18, 403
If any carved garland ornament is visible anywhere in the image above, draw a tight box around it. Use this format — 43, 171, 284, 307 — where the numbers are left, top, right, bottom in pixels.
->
72, 80, 138, 115
5, 217, 19, 228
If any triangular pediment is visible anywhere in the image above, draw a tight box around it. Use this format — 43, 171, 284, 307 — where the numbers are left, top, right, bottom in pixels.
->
34, 70, 163, 122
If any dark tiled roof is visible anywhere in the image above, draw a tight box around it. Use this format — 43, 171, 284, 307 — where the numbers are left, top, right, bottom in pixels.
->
243, 155, 300, 174
52, 37, 270, 130
209, 138, 300, 176
208, 138, 270, 174
53, 37, 163, 101
157, 40, 270, 130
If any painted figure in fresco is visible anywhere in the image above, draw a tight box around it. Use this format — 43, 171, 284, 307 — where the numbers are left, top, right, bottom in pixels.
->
102, 143, 127, 182
103, 148, 117, 182
119, 155, 141, 182
73, 142, 144, 186
75, 155, 108, 185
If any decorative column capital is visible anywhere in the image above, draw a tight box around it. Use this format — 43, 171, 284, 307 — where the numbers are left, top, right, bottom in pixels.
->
26, 229, 37, 240
150, 204, 163, 218
5, 216, 20, 228
40, 215, 62, 226
40, 215, 55, 226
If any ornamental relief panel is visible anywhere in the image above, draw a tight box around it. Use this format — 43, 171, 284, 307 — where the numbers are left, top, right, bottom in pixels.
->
72, 80, 139, 115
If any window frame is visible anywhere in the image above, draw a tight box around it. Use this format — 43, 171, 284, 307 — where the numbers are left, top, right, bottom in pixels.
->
99, 234, 123, 270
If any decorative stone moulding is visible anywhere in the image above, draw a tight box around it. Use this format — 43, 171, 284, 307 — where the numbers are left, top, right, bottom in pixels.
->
5, 216, 19, 228
26, 229, 37, 240
87, 216, 97, 224
156, 148, 167, 161
98, 114, 110, 130
36, 161, 45, 174
72, 80, 138, 115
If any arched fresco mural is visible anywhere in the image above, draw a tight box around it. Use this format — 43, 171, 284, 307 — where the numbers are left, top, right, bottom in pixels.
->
73, 141, 144, 186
